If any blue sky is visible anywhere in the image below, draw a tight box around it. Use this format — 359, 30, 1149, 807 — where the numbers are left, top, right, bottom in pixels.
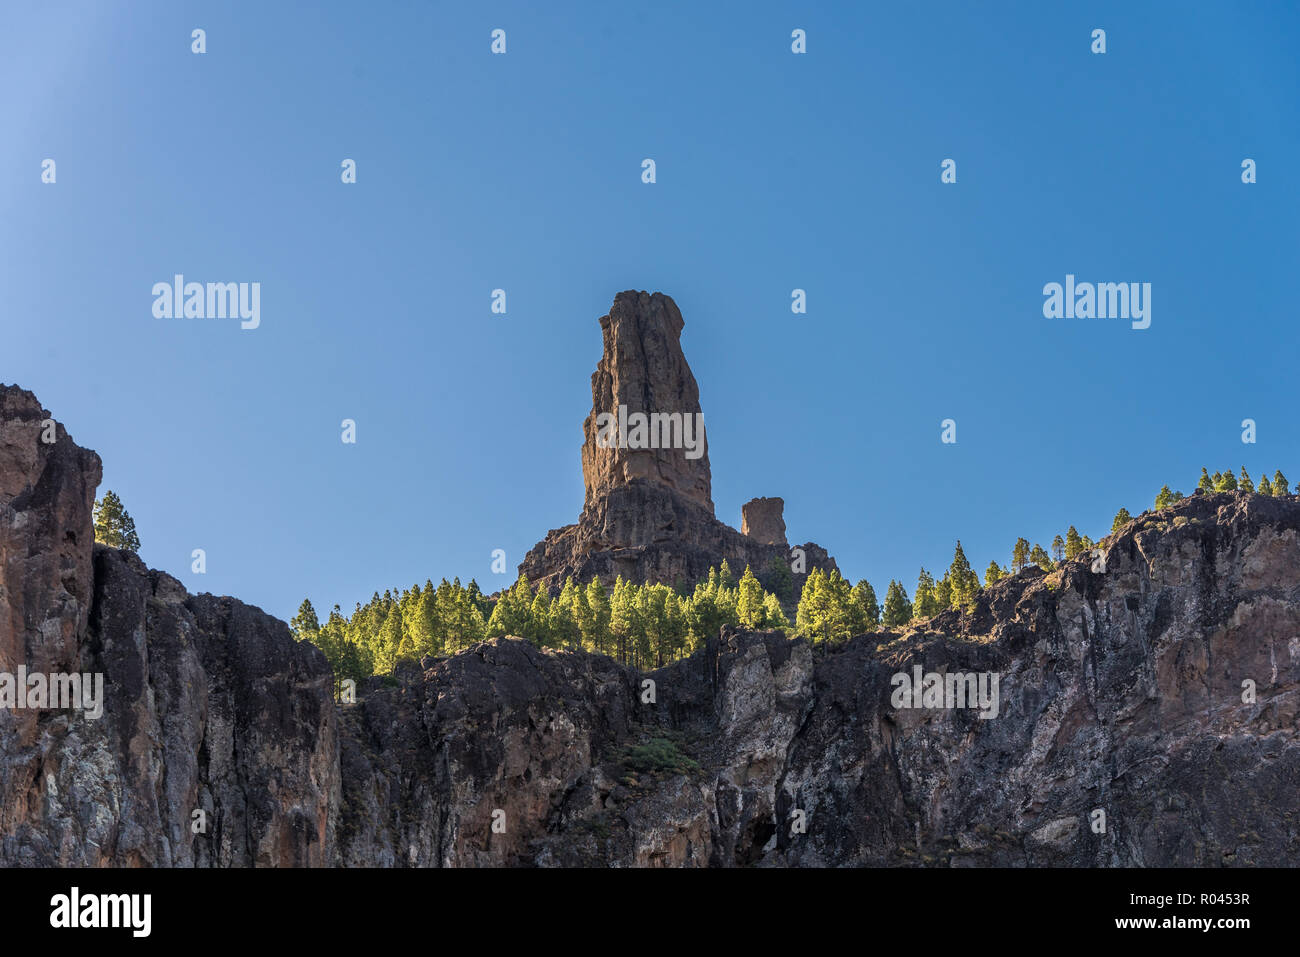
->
3, 1, 1297, 621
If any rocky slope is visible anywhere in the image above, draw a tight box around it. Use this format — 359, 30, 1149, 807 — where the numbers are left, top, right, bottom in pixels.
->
344, 491, 1300, 866
519, 291, 837, 592
3, 380, 1298, 866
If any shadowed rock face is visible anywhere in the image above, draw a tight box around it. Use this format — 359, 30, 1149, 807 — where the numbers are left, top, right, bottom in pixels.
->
742, 497, 787, 546
0, 384, 338, 867
521, 292, 836, 590
0, 386, 101, 687
343, 492, 1300, 867
4, 381, 1299, 867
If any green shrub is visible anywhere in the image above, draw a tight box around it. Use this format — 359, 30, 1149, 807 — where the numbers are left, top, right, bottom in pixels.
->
616, 737, 700, 777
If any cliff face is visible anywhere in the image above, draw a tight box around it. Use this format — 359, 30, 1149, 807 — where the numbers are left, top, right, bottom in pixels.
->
520, 291, 837, 591
4, 380, 1299, 867
581, 291, 712, 514
343, 492, 1300, 866
0, 385, 338, 866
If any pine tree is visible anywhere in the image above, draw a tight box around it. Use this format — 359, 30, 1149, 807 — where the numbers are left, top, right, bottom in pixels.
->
662, 587, 689, 661
610, 577, 639, 663
1258, 474, 1274, 496
1111, 508, 1132, 534
583, 579, 611, 655
689, 574, 729, 647
570, 580, 594, 651
636, 584, 671, 667
913, 568, 939, 618
466, 579, 492, 620
1154, 486, 1177, 510
822, 570, 853, 640
795, 568, 853, 642
1050, 535, 1065, 563
762, 593, 789, 629
529, 586, 553, 647
1215, 470, 1237, 492
1064, 527, 1083, 560
948, 541, 979, 610
1274, 470, 1291, 496
290, 599, 320, 642
485, 598, 510, 639
1239, 467, 1254, 492
933, 572, 953, 609
762, 555, 794, 605
718, 559, 735, 590
1197, 468, 1213, 491
316, 604, 364, 695
737, 565, 767, 629
1011, 538, 1030, 574
487, 576, 534, 638
551, 578, 581, 649
794, 568, 823, 639
93, 490, 141, 551
400, 582, 435, 657
850, 579, 880, 632
881, 580, 912, 627
374, 606, 403, 673
1031, 544, 1053, 571
984, 561, 1006, 587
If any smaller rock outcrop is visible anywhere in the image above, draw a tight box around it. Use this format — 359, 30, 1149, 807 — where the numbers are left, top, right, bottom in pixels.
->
741, 497, 787, 546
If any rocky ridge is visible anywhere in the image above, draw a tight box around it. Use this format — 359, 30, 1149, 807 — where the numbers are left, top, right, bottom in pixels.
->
3, 381, 1298, 867
342, 491, 1300, 866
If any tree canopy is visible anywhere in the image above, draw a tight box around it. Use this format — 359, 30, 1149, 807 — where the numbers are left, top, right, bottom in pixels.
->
93, 490, 141, 551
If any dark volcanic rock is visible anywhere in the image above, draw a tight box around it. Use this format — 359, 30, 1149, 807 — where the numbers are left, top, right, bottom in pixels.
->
345, 492, 1300, 867
0, 384, 338, 866
5, 381, 1300, 868
742, 497, 787, 546
0, 385, 101, 690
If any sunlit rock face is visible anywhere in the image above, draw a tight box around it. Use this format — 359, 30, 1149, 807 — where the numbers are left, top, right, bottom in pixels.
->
581, 291, 712, 514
